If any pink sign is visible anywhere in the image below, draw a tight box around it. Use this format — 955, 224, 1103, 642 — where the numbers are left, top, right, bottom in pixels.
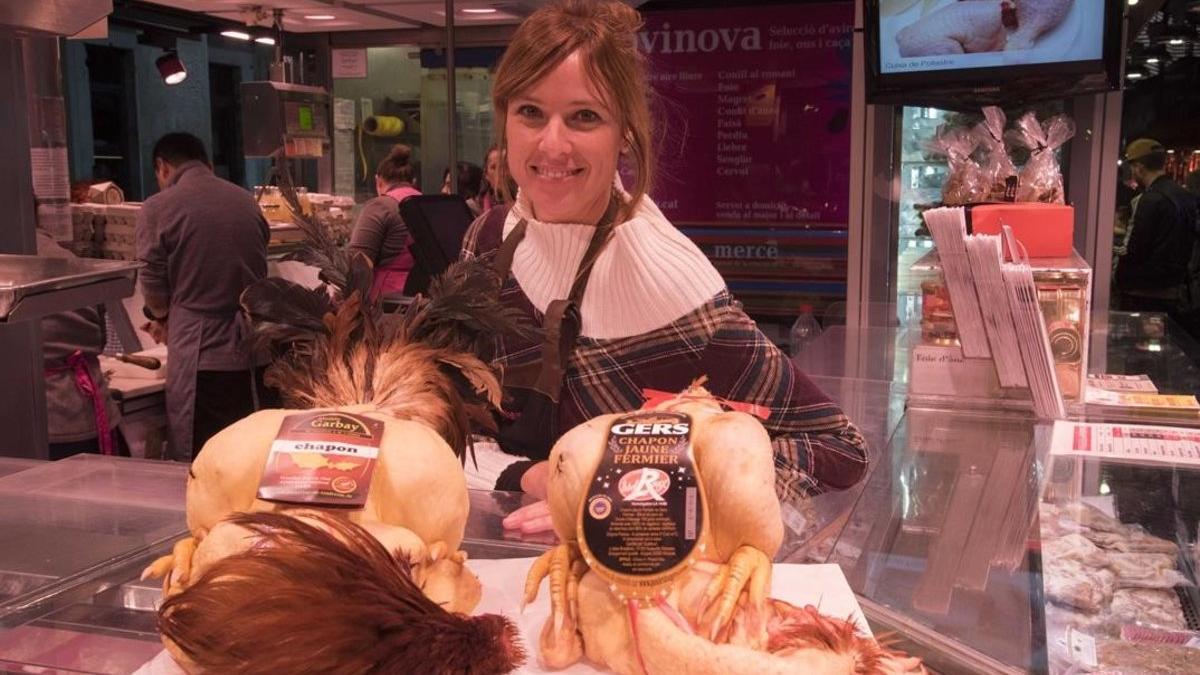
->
639, 4, 853, 227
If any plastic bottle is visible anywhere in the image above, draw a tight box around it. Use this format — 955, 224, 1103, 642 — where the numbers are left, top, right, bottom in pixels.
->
789, 304, 823, 357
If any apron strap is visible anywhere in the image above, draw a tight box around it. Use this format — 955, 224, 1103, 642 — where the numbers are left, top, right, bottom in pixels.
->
45, 351, 115, 455
495, 195, 620, 401
492, 217, 526, 281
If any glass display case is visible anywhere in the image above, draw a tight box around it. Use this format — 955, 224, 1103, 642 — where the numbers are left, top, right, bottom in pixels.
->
895, 107, 947, 328
909, 249, 1093, 405
791, 310, 1200, 673
2, 319, 1197, 674
0, 455, 188, 673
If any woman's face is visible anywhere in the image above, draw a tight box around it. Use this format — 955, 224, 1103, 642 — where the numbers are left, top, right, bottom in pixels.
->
485, 149, 501, 190
505, 51, 621, 224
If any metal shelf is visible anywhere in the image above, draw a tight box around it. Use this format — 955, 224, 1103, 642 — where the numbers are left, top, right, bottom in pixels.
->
0, 254, 140, 323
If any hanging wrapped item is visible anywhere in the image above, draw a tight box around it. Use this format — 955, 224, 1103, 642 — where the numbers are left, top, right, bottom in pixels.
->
926, 125, 986, 206
974, 106, 1019, 202
1010, 112, 1076, 204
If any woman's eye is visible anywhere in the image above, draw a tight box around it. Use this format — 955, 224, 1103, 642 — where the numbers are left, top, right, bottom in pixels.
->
516, 104, 541, 119
575, 110, 602, 124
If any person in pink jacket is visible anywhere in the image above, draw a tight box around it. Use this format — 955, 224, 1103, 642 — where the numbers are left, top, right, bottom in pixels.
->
348, 144, 421, 297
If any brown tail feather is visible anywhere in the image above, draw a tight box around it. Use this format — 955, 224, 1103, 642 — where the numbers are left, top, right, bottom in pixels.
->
245, 252, 516, 456
159, 511, 524, 674
767, 600, 891, 674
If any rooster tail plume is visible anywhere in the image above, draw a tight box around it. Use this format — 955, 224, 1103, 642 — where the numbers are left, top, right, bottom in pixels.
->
266, 153, 374, 302
399, 259, 534, 354
239, 277, 333, 354
159, 511, 525, 675
243, 258, 517, 458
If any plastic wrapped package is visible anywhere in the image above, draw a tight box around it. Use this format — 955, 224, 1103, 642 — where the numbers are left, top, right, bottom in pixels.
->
974, 107, 1018, 202
1009, 112, 1075, 204
925, 125, 986, 206
1110, 589, 1189, 630
1044, 558, 1116, 613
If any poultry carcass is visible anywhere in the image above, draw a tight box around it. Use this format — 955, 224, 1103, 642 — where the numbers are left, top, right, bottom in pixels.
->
1007, 0, 1073, 50
523, 383, 923, 674
896, 0, 1073, 57
142, 163, 530, 671
897, 1, 1006, 57
157, 510, 524, 674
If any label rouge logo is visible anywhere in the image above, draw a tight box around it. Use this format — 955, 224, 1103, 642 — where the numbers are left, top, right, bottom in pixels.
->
619, 468, 671, 502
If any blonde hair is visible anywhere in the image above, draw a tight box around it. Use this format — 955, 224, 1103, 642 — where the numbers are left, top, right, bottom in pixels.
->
491, 0, 653, 221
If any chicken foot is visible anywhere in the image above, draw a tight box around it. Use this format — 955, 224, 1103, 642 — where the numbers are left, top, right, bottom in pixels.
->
699, 545, 772, 641
140, 536, 197, 598
524, 543, 587, 669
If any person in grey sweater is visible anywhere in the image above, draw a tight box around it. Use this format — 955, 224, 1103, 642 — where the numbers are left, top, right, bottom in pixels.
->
135, 132, 277, 460
348, 144, 421, 297
37, 230, 122, 459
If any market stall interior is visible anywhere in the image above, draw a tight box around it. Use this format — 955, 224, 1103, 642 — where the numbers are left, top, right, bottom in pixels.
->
4, 0, 1200, 673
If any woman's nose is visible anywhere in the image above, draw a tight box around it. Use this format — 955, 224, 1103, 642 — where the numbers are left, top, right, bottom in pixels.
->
537, 117, 571, 156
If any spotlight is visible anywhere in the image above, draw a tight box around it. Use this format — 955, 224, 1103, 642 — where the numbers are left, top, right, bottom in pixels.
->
221, 30, 251, 40
156, 50, 187, 85
255, 36, 276, 45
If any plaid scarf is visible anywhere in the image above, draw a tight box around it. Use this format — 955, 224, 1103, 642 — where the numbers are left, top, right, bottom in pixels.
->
464, 211, 868, 501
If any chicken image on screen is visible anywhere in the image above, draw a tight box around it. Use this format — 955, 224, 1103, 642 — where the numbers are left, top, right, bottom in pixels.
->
896, 0, 1073, 57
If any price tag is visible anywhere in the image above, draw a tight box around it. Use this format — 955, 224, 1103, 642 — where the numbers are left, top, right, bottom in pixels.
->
257, 412, 383, 508
1066, 627, 1098, 668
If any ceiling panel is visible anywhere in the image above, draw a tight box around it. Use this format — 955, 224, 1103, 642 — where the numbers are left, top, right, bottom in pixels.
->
139, 0, 562, 31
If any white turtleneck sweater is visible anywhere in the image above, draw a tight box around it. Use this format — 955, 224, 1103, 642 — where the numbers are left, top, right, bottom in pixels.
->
503, 189, 726, 340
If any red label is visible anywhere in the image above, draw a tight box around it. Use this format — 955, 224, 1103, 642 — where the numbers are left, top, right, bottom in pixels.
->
256, 412, 383, 508
640, 388, 771, 420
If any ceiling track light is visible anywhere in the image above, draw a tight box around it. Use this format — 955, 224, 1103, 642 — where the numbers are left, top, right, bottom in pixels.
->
156, 49, 187, 85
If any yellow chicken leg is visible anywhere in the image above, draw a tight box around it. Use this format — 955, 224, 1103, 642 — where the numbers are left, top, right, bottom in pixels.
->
141, 536, 198, 599
699, 545, 772, 641
523, 544, 585, 669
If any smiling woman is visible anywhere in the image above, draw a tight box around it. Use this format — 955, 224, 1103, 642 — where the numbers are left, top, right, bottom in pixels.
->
502, 53, 622, 224
489, 1, 652, 223
462, 0, 868, 513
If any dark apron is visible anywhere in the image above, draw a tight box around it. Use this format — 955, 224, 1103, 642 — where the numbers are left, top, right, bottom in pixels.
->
491, 198, 618, 460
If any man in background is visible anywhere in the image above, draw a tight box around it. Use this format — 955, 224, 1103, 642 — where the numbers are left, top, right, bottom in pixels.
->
135, 132, 276, 461
1113, 138, 1200, 338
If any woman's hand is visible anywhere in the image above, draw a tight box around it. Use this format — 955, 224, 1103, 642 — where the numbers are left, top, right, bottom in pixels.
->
502, 500, 555, 535
519, 460, 550, 499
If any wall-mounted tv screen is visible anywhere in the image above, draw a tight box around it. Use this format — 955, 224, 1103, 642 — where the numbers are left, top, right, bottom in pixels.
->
865, 0, 1125, 108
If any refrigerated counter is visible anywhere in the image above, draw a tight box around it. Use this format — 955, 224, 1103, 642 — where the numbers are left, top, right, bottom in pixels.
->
1, 313, 1197, 673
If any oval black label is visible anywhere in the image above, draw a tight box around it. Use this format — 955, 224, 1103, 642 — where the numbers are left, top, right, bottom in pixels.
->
578, 411, 706, 601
